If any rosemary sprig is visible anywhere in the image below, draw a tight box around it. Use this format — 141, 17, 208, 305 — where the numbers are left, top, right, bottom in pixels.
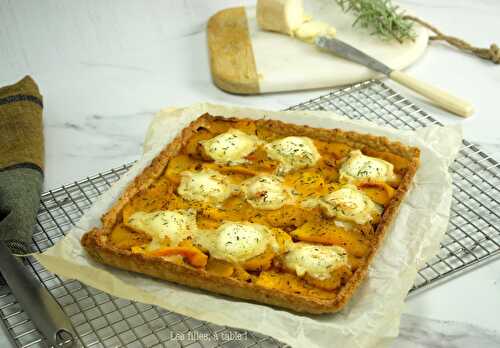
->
336, 0, 415, 43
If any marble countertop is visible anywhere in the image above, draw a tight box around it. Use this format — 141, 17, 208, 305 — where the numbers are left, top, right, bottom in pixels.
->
1, 0, 499, 347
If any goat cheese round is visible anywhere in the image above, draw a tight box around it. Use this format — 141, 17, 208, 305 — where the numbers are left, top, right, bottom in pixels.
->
339, 150, 396, 184
264, 136, 321, 174
195, 222, 279, 264
284, 243, 348, 280
241, 175, 290, 210
126, 209, 196, 247
178, 170, 233, 205
200, 128, 262, 165
318, 184, 381, 225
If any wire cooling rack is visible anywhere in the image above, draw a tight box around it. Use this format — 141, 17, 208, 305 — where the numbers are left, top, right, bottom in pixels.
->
1, 80, 499, 348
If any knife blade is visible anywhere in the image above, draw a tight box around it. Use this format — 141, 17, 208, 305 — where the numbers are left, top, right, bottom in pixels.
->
316, 36, 392, 76
315, 36, 474, 117
0, 241, 77, 347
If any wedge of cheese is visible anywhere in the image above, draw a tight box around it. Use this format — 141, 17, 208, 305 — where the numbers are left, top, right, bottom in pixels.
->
257, 0, 305, 35
257, 0, 336, 43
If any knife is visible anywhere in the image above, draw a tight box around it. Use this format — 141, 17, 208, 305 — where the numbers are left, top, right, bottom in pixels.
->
315, 36, 474, 118
0, 241, 77, 347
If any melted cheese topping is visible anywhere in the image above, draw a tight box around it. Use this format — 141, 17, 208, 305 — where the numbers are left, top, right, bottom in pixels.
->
194, 222, 279, 264
200, 128, 262, 165
126, 209, 196, 247
177, 170, 233, 205
264, 136, 321, 174
241, 175, 291, 210
318, 184, 381, 225
284, 243, 348, 280
339, 150, 396, 184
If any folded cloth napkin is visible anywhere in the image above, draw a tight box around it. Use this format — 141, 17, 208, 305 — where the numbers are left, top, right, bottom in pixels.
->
0, 76, 44, 255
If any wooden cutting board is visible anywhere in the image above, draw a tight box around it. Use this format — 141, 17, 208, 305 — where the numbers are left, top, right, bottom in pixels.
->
207, 1, 429, 94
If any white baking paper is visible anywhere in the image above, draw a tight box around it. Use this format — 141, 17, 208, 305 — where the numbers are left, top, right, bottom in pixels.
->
36, 103, 462, 348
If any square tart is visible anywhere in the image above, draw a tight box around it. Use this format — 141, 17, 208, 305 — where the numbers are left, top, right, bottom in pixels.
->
82, 114, 420, 314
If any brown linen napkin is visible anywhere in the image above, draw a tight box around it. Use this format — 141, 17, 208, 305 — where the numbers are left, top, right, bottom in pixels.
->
0, 76, 44, 255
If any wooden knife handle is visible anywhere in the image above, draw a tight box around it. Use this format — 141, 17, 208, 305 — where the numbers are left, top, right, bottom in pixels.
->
389, 70, 474, 118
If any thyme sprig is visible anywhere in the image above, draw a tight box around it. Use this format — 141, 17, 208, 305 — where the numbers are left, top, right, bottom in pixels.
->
336, 0, 415, 43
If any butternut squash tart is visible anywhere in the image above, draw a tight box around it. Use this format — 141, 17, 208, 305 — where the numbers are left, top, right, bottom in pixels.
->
81, 114, 419, 314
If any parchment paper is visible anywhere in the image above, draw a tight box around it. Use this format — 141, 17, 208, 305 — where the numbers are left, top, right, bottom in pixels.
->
36, 103, 462, 348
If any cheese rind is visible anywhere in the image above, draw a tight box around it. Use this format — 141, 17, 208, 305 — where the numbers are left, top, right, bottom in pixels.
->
339, 150, 397, 184
177, 170, 233, 205
256, 0, 305, 35
126, 210, 196, 247
264, 136, 321, 174
200, 128, 262, 165
284, 243, 348, 280
241, 175, 291, 210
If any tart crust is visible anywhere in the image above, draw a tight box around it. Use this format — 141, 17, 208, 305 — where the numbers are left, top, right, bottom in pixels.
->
81, 114, 419, 314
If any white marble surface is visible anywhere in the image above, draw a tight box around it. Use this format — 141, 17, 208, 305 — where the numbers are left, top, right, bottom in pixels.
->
0, 0, 499, 347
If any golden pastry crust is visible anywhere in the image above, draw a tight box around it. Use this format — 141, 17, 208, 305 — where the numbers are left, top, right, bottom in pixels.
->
81, 114, 419, 314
